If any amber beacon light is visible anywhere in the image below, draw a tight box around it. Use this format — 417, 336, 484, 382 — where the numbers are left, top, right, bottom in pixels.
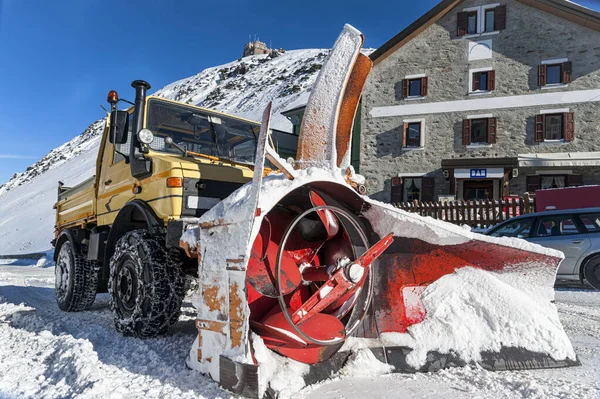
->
107, 90, 119, 105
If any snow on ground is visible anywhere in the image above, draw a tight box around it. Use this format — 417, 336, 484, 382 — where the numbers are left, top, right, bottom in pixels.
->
0, 261, 598, 399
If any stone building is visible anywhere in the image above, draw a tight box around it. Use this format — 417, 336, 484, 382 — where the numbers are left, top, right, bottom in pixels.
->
361, 0, 600, 203
243, 40, 271, 57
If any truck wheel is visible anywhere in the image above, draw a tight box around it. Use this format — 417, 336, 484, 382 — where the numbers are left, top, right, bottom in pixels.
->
109, 230, 185, 337
583, 256, 600, 290
55, 238, 98, 311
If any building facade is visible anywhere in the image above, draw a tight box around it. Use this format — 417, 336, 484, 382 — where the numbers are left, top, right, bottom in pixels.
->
243, 40, 272, 57
361, 0, 600, 203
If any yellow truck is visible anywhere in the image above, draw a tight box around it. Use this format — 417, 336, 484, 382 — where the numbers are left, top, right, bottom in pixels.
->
53, 80, 274, 337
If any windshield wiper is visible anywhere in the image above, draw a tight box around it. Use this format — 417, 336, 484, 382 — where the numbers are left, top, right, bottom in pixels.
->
165, 136, 187, 156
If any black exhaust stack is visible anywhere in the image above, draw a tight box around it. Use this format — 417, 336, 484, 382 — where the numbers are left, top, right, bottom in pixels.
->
130, 80, 152, 180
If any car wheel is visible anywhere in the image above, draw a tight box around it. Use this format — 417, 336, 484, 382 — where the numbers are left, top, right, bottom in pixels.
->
109, 230, 185, 337
55, 237, 98, 311
582, 255, 600, 290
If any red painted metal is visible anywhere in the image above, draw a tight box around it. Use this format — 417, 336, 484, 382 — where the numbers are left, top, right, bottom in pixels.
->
247, 217, 302, 297
261, 312, 346, 364
370, 237, 561, 335
292, 233, 394, 325
309, 190, 340, 239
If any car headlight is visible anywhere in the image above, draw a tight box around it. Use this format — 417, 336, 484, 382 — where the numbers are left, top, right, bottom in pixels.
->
137, 129, 154, 145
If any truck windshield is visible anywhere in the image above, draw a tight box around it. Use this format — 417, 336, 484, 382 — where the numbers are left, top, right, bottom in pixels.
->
145, 98, 260, 164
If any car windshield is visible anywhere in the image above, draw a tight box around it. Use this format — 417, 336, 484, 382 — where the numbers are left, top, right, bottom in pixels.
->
145, 98, 260, 164
489, 218, 533, 238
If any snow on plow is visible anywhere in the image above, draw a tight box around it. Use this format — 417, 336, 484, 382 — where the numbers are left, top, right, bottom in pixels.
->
186, 25, 578, 397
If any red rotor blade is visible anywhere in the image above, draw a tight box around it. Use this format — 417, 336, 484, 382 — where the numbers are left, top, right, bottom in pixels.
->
291, 233, 395, 324
357, 233, 395, 267
247, 220, 302, 297
261, 311, 346, 364
309, 190, 340, 239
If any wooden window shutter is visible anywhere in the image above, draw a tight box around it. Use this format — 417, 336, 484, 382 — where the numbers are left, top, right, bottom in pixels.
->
472, 72, 480, 91
564, 112, 575, 141
457, 12, 468, 36
462, 119, 472, 145
488, 70, 496, 90
567, 174, 583, 187
391, 177, 403, 203
487, 117, 497, 144
535, 114, 545, 142
526, 175, 541, 193
421, 177, 435, 202
538, 64, 547, 86
562, 61, 572, 83
402, 79, 409, 98
421, 77, 428, 96
402, 122, 408, 148
495, 5, 507, 30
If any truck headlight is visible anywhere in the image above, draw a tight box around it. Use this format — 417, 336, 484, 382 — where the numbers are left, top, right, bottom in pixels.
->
137, 129, 154, 145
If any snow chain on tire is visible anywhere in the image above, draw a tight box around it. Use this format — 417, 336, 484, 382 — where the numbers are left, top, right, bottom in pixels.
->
109, 229, 185, 337
55, 239, 98, 312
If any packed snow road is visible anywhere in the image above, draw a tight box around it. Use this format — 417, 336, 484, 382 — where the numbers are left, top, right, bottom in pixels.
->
0, 262, 598, 399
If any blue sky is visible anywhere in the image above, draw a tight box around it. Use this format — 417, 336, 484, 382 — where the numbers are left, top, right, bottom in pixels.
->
0, 0, 598, 184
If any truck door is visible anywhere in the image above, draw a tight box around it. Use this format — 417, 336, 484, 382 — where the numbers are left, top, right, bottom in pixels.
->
97, 113, 137, 226
530, 213, 591, 277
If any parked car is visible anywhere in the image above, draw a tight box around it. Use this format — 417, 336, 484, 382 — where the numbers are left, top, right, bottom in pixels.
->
485, 208, 600, 289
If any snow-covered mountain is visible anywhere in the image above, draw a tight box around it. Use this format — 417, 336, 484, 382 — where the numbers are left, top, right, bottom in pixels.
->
0, 49, 332, 255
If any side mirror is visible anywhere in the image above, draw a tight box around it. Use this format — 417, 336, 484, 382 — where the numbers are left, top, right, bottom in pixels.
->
109, 110, 129, 144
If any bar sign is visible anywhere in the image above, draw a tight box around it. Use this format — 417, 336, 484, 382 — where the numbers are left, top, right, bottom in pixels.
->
470, 169, 487, 178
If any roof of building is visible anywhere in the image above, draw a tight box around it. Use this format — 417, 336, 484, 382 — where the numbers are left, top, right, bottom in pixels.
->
369, 0, 600, 65
281, 103, 307, 116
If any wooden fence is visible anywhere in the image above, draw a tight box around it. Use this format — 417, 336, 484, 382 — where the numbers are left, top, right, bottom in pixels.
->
393, 194, 535, 228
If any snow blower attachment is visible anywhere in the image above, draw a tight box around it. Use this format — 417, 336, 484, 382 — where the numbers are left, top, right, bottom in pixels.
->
189, 25, 578, 398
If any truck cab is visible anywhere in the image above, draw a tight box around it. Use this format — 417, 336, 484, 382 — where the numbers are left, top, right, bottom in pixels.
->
53, 80, 267, 337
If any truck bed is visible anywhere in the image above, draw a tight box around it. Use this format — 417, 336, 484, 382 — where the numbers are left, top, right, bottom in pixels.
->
55, 176, 97, 227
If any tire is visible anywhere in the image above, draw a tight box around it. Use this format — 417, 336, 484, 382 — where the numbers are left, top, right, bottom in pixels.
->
55, 238, 98, 311
582, 256, 600, 290
108, 230, 185, 337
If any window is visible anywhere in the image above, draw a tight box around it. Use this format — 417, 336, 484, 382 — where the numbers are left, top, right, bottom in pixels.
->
404, 178, 422, 201
484, 9, 495, 32
547, 65, 561, 85
541, 175, 565, 189
471, 119, 488, 143
526, 174, 582, 192
538, 61, 572, 86
544, 114, 563, 140
390, 176, 435, 203
409, 79, 421, 96
457, 5, 506, 37
536, 215, 581, 237
489, 218, 533, 238
471, 70, 496, 92
467, 11, 478, 34
402, 121, 423, 148
402, 76, 428, 98
114, 112, 134, 164
463, 117, 497, 145
534, 112, 574, 142
577, 214, 600, 233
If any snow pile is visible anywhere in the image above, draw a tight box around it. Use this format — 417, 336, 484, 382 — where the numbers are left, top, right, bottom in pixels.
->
365, 201, 563, 257
251, 334, 309, 398
380, 267, 576, 368
338, 349, 394, 378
